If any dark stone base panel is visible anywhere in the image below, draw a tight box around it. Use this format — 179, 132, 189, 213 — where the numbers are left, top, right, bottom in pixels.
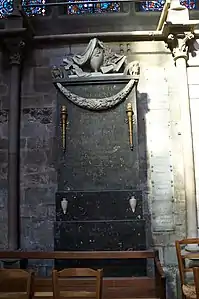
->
56, 190, 143, 221
55, 258, 147, 277
54, 220, 146, 251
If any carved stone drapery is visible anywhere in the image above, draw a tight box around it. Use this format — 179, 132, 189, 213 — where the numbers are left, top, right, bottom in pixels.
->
52, 38, 140, 111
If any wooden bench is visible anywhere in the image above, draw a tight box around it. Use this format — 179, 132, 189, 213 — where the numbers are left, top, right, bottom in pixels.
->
0, 250, 166, 299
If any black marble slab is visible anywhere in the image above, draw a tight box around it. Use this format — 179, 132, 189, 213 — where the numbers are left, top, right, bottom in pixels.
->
54, 220, 146, 251
56, 190, 142, 221
54, 220, 146, 277
57, 86, 139, 191
55, 258, 147, 277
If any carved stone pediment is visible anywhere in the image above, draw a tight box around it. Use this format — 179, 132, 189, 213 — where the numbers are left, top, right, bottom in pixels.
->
52, 38, 140, 111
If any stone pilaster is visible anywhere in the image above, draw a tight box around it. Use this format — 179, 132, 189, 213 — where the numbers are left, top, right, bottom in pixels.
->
165, 32, 198, 246
3, 38, 25, 250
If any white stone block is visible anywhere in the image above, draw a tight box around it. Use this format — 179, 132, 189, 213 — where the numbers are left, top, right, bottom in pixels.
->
189, 85, 199, 99
152, 215, 175, 232
187, 67, 199, 84
147, 93, 169, 108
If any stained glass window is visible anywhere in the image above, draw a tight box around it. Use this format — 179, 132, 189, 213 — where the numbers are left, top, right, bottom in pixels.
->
0, 0, 13, 18
139, 0, 196, 11
22, 0, 45, 15
67, 0, 120, 14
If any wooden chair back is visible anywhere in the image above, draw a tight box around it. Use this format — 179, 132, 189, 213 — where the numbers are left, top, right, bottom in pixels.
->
52, 268, 103, 299
0, 268, 34, 299
193, 267, 199, 299
175, 238, 199, 299
176, 239, 199, 285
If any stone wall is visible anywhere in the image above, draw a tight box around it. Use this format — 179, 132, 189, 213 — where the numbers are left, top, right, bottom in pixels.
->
19, 50, 57, 274
0, 40, 189, 286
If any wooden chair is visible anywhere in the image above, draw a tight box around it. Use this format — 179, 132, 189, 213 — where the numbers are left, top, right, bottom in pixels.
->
176, 238, 199, 299
0, 268, 34, 299
193, 267, 199, 299
52, 268, 103, 299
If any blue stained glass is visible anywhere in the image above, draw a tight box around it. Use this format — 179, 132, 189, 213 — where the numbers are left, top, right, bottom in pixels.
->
22, 0, 45, 15
140, 0, 196, 11
94, 1, 120, 13
67, 0, 94, 14
180, 0, 196, 9
67, 0, 120, 14
0, 0, 13, 18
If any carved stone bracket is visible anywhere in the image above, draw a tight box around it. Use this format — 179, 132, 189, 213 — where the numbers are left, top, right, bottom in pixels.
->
3, 38, 26, 65
166, 32, 195, 61
52, 38, 140, 111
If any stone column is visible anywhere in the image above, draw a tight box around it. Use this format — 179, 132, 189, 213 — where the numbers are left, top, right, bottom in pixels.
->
4, 38, 25, 250
167, 33, 198, 246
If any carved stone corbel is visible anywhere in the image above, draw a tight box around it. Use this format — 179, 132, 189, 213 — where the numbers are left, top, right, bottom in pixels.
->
165, 32, 194, 62
3, 37, 26, 65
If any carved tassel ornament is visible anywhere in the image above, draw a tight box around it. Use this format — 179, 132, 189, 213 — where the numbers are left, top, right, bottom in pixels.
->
129, 196, 137, 213
126, 103, 133, 150
60, 105, 67, 151
61, 198, 68, 214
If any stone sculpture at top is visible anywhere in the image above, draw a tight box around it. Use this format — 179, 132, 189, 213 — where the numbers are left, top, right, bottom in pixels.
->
52, 38, 140, 111
64, 38, 136, 77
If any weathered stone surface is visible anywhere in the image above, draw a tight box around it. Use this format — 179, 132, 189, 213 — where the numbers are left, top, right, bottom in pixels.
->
22, 169, 57, 187
27, 137, 54, 150
0, 188, 7, 208
15, 50, 57, 254
21, 203, 55, 220
21, 122, 53, 138
152, 232, 183, 247
20, 219, 54, 250
164, 246, 178, 265
0, 110, 8, 123
27, 259, 54, 277
23, 149, 48, 165
33, 67, 54, 93
0, 95, 9, 109
23, 108, 53, 124
22, 95, 46, 109
164, 266, 178, 299
0, 151, 8, 163
0, 164, 8, 181
22, 186, 56, 205
0, 84, 8, 96
0, 138, 8, 149
34, 50, 51, 67
0, 222, 8, 249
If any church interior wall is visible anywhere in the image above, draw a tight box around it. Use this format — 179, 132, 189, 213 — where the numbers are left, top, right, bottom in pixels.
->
0, 40, 188, 265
